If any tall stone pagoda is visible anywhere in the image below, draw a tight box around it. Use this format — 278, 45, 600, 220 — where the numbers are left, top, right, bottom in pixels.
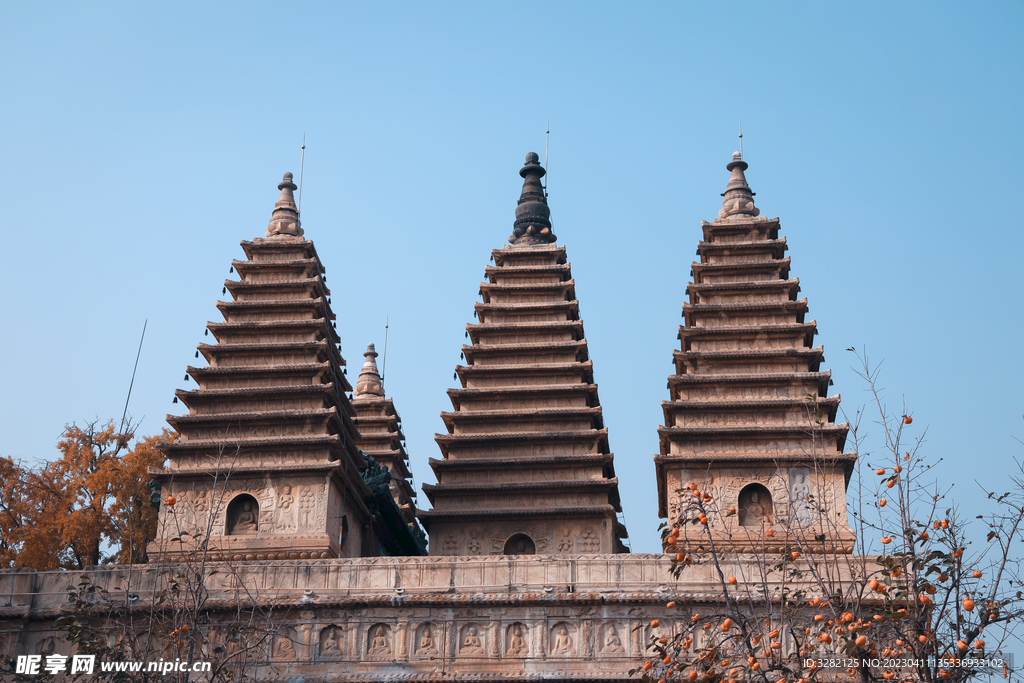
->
655, 152, 856, 552
420, 153, 628, 555
149, 173, 423, 561
350, 342, 423, 543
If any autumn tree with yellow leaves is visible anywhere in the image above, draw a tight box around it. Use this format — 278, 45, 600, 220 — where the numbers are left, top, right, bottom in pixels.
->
638, 356, 1024, 683
0, 420, 169, 569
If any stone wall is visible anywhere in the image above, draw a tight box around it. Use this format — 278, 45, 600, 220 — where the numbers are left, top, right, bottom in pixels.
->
0, 554, 835, 680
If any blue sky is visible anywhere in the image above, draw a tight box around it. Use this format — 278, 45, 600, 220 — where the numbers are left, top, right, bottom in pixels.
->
1, 2, 1021, 554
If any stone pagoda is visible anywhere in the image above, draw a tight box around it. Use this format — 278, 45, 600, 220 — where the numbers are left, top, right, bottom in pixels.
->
350, 342, 423, 543
420, 153, 628, 556
655, 152, 856, 552
149, 173, 423, 562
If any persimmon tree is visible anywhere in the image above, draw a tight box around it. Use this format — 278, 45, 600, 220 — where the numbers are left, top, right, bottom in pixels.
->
637, 354, 1024, 683
1, 420, 169, 570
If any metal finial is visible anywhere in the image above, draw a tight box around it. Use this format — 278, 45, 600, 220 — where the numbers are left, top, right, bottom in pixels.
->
738, 122, 743, 158
544, 119, 550, 195
381, 314, 389, 384
298, 133, 306, 211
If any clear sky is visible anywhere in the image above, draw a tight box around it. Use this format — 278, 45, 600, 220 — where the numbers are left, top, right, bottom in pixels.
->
1, 2, 1022, 554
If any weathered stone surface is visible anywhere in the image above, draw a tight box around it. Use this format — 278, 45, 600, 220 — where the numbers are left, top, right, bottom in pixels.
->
149, 175, 423, 562
423, 155, 627, 556
352, 343, 422, 536
655, 153, 855, 553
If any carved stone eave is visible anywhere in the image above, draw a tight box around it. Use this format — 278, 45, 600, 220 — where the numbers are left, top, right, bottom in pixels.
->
491, 244, 566, 265
453, 360, 594, 386
484, 262, 572, 278
696, 236, 788, 257
441, 406, 603, 431
690, 256, 792, 279
479, 280, 576, 301
466, 320, 585, 344
677, 319, 816, 343
474, 299, 581, 318
683, 297, 809, 318
434, 428, 609, 458
702, 215, 780, 237
446, 383, 601, 410
423, 477, 620, 503
666, 370, 833, 398
166, 407, 340, 431
231, 256, 322, 277
429, 453, 615, 471
661, 395, 842, 424
462, 339, 589, 362
657, 423, 850, 450
241, 238, 324, 266
687, 277, 800, 297
174, 382, 336, 410
206, 318, 343, 347
418, 505, 619, 522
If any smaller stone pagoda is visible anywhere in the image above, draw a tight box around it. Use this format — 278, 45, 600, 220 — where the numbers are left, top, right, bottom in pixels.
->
350, 343, 423, 544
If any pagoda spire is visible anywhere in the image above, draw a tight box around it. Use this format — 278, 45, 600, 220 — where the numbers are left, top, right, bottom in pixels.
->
265, 172, 304, 238
717, 152, 761, 221
509, 152, 556, 245
354, 343, 385, 398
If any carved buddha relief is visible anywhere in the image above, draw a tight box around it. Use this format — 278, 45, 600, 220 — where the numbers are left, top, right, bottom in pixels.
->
556, 526, 574, 553
459, 624, 485, 655
415, 624, 438, 656
738, 483, 773, 526
601, 623, 625, 654
550, 622, 575, 656
276, 485, 297, 531
366, 624, 391, 660
790, 467, 814, 525
273, 628, 297, 660
506, 623, 528, 656
318, 625, 344, 659
226, 495, 259, 535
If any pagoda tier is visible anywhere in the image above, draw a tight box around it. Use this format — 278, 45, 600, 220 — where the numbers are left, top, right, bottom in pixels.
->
421, 153, 628, 556
655, 154, 855, 553
149, 173, 423, 562
350, 343, 423, 542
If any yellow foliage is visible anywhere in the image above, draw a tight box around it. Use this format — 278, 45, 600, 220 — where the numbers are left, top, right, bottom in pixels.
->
2, 420, 170, 570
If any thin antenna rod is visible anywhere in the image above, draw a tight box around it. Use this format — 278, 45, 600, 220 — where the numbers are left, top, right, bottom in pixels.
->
738, 122, 743, 157
119, 319, 147, 438
381, 314, 390, 384
297, 133, 306, 211
544, 119, 550, 195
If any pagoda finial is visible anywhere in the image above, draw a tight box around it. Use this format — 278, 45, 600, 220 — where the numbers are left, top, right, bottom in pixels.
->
717, 152, 761, 221
265, 172, 304, 239
354, 343, 385, 398
509, 152, 556, 245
